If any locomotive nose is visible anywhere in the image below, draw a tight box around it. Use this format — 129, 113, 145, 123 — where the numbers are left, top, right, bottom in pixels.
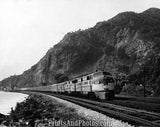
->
104, 85, 109, 90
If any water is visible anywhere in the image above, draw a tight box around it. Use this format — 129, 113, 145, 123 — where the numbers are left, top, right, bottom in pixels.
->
0, 91, 28, 115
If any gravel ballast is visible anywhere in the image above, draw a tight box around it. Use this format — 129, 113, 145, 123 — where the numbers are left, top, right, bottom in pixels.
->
0, 92, 134, 127
42, 93, 134, 127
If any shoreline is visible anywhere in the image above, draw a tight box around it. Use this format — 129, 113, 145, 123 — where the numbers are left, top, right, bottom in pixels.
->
0, 93, 89, 127
0, 92, 133, 127
0, 91, 28, 115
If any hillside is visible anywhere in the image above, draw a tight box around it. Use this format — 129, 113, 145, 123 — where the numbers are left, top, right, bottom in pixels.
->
1, 8, 160, 96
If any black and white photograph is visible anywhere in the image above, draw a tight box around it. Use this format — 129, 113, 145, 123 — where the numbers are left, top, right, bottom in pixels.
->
0, 0, 160, 126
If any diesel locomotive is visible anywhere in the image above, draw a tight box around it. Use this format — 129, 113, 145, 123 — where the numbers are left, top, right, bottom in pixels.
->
20, 71, 115, 100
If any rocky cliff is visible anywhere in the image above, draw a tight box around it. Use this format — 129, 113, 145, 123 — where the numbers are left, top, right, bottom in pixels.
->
1, 8, 160, 96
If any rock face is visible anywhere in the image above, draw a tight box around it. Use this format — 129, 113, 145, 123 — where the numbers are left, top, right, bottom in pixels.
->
1, 8, 160, 96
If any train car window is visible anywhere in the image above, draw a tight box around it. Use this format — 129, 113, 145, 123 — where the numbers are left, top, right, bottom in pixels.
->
77, 82, 82, 85
87, 75, 92, 80
81, 78, 83, 81
72, 79, 77, 83
84, 82, 88, 84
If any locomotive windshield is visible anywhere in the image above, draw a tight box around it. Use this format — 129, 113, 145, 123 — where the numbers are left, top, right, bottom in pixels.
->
103, 72, 111, 76
103, 77, 114, 85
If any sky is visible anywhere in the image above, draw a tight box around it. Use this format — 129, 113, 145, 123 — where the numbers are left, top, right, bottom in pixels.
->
0, 0, 160, 81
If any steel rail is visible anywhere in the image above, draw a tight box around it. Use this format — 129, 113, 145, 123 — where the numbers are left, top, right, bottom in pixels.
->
49, 93, 160, 127
61, 94, 160, 119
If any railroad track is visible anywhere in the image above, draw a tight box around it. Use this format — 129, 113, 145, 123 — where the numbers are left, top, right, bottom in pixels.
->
115, 95, 160, 104
45, 93, 160, 127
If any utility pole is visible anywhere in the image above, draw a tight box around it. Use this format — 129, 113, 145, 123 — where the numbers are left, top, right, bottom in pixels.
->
143, 66, 147, 97
144, 67, 146, 97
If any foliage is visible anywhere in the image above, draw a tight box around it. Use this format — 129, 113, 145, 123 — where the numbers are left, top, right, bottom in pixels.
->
4, 94, 85, 127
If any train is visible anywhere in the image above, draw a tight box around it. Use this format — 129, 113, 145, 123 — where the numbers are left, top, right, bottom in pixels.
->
19, 71, 115, 100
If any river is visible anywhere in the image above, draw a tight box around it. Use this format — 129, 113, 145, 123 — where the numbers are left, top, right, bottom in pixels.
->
0, 91, 28, 115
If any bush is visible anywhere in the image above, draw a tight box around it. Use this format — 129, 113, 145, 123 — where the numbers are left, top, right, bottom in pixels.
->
5, 94, 86, 127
